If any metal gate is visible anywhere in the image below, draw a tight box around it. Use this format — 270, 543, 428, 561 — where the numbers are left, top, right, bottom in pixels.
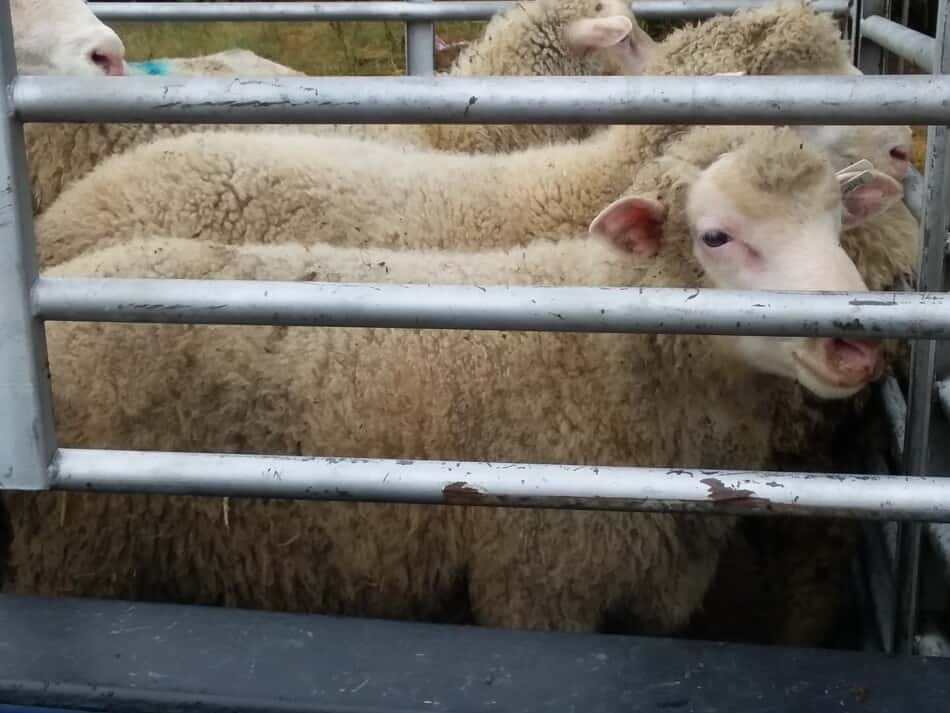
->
1, 0, 950, 709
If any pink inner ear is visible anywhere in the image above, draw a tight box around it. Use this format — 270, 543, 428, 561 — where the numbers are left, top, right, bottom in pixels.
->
592, 199, 664, 257
842, 173, 903, 227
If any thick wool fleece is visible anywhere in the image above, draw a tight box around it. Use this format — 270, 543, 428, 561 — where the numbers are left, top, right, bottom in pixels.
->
318, 0, 650, 153
9, 127, 848, 634
140, 49, 304, 77
30, 1, 847, 221
25, 0, 637, 215
36, 4, 856, 268
26, 47, 306, 216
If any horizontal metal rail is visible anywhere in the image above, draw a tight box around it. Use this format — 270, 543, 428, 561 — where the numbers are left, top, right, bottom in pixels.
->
44, 447, 950, 521
88, 0, 850, 22
13, 75, 950, 125
862, 15, 936, 71
33, 277, 950, 339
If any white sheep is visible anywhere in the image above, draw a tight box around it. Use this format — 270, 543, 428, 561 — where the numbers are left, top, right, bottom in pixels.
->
11, 0, 126, 75
7, 125, 900, 632
24, 0, 652, 215
126, 49, 304, 78
317, 0, 659, 152
39, 3, 914, 272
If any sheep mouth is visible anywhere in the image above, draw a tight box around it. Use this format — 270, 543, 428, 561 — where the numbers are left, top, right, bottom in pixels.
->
790, 348, 873, 398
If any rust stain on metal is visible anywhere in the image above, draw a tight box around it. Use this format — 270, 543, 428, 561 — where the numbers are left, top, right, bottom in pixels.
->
700, 477, 770, 508
443, 481, 486, 504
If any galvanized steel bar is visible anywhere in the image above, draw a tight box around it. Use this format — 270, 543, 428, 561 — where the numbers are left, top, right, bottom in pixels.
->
405, 0, 435, 77
895, 0, 950, 657
13, 75, 950, 125
881, 375, 909, 462
0, 0, 55, 490
856, 0, 888, 73
906, 165, 924, 221
87, 0, 849, 22
44, 448, 950, 521
862, 15, 936, 71
32, 277, 950, 339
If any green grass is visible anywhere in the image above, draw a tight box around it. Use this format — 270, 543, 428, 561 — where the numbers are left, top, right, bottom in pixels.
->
114, 20, 487, 76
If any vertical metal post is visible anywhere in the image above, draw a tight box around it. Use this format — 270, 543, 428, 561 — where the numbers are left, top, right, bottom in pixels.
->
894, 0, 950, 656
855, 0, 888, 73
405, 0, 435, 75
0, 0, 55, 490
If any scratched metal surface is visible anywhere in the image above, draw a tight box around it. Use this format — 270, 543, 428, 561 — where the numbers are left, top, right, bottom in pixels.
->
1, 594, 949, 712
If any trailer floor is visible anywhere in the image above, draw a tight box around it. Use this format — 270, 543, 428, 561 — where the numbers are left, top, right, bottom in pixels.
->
0, 593, 948, 712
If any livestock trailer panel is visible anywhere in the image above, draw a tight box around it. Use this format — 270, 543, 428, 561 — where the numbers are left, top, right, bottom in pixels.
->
2, 0, 950, 709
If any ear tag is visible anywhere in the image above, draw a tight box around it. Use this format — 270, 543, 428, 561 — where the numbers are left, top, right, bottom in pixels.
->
835, 159, 876, 197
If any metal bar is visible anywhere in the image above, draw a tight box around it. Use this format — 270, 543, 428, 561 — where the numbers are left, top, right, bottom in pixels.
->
850, 0, 863, 66
895, 0, 950, 657
858, 0, 888, 73
0, 0, 55, 490
906, 165, 924, 221
31, 277, 950, 339
862, 15, 935, 71
939, 378, 950, 421
881, 376, 909, 462
87, 0, 850, 22
405, 0, 435, 77
13, 75, 950, 126
40, 447, 950, 521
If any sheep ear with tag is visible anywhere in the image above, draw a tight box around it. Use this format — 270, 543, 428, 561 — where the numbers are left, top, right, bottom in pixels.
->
837, 163, 904, 229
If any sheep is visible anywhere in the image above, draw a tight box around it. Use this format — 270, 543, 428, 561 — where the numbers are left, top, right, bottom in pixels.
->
24, 0, 652, 216
7, 125, 901, 632
12, 0, 126, 75
315, 0, 659, 152
127, 49, 304, 78
34, 2, 872, 270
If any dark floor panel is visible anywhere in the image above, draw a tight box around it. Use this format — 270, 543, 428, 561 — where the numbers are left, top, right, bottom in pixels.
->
0, 594, 947, 712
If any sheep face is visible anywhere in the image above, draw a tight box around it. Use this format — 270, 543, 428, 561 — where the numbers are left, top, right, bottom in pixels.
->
590, 128, 904, 400
562, 0, 657, 75
792, 124, 913, 181
11, 0, 126, 76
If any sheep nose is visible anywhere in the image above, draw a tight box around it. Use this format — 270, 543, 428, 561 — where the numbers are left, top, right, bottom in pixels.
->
88, 36, 127, 76
888, 144, 911, 179
823, 337, 884, 386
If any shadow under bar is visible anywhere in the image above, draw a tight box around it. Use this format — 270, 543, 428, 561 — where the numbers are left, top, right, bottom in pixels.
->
33, 277, 950, 339
88, 0, 849, 22
43, 447, 950, 521
14, 75, 950, 125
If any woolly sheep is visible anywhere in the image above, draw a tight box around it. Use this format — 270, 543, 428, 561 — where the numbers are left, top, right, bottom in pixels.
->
317, 0, 659, 152
7, 126, 900, 632
12, 0, 126, 75
24, 0, 650, 215
127, 49, 304, 78
43, 3, 915, 270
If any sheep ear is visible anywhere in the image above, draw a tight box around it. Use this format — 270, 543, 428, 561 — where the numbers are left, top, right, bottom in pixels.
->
612, 21, 659, 74
565, 16, 633, 50
589, 195, 666, 257
839, 169, 904, 228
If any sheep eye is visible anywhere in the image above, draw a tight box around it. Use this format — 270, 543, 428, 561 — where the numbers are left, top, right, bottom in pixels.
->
594, 2, 603, 10
700, 230, 732, 248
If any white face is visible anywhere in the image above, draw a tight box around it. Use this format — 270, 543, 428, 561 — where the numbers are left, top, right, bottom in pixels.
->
789, 64, 912, 181
10, 0, 126, 75
794, 124, 913, 182
589, 133, 904, 401
685, 153, 886, 399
